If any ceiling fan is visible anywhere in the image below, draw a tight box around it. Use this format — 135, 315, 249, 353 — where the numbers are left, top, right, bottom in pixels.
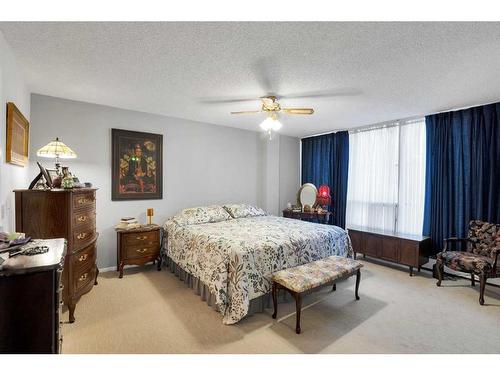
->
230, 96, 314, 138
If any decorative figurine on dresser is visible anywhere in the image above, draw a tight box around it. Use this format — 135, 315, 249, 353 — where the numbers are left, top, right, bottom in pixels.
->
14, 188, 99, 323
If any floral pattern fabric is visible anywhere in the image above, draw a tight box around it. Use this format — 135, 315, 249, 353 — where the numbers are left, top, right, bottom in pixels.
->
272, 255, 362, 293
437, 251, 493, 273
468, 220, 500, 260
164, 215, 353, 324
172, 205, 232, 226
437, 220, 500, 275
223, 203, 266, 218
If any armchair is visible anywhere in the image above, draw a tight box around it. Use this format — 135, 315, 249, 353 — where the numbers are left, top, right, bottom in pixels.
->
436, 220, 500, 305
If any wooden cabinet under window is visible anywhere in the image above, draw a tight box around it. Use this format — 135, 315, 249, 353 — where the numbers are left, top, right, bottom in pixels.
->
14, 189, 99, 323
348, 227, 430, 276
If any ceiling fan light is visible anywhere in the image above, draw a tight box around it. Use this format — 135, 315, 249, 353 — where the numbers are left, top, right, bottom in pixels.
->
259, 117, 282, 132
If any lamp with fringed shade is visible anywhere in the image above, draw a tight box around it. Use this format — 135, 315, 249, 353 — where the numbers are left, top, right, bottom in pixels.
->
37, 137, 77, 173
316, 184, 331, 208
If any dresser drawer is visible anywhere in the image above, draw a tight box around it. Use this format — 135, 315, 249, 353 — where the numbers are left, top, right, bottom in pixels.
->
73, 192, 96, 211
73, 226, 97, 250
122, 230, 159, 247
73, 210, 96, 230
124, 243, 159, 260
73, 243, 96, 271
74, 265, 96, 294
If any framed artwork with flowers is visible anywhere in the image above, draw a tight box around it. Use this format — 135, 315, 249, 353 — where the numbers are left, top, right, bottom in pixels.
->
111, 128, 163, 200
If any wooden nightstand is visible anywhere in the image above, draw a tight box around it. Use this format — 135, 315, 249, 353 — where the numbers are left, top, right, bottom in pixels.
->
116, 225, 162, 278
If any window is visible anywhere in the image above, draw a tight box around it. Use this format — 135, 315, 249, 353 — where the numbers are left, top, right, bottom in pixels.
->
346, 119, 426, 235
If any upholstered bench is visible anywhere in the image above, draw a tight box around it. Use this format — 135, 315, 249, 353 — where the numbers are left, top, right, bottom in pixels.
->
271, 255, 363, 334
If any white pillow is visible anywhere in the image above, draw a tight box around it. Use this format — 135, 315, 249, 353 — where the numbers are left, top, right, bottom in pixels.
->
223, 203, 266, 219
172, 205, 232, 226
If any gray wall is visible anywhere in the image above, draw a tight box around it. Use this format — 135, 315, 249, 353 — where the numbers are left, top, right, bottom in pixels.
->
0, 31, 31, 233
30, 94, 300, 268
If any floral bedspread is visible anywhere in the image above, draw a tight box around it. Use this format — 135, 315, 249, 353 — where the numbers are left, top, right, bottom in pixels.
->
164, 215, 353, 324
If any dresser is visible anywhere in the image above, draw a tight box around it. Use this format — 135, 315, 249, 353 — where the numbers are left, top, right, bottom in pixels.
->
14, 189, 99, 323
116, 224, 161, 278
0, 239, 66, 353
347, 227, 430, 276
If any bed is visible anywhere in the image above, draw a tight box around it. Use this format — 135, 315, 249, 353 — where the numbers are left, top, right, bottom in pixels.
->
163, 204, 353, 324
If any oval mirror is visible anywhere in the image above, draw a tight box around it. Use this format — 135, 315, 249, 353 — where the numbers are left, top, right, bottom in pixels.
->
298, 183, 317, 208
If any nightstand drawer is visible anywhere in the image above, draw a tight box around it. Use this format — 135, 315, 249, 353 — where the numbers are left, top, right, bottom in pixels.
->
122, 230, 159, 247
124, 244, 159, 259
73, 192, 96, 212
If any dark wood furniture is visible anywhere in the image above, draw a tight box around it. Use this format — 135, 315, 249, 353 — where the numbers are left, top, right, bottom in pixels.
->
271, 256, 362, 334
116, 224, 161, 278
14, 188, 99, 323
348, 226, 430, 276
0, 239, 66, 353
436, 220, 500, 305
282, 209, 331, 224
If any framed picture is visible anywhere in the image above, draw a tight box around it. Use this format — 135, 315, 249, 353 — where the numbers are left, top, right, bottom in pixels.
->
6, 102, 29, 166
112, 129, 163, 200
46, 169, 59, 185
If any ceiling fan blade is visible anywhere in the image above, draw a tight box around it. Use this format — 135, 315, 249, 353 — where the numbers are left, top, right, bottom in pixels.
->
230, 110, 262, 115
282, 108, 314, 115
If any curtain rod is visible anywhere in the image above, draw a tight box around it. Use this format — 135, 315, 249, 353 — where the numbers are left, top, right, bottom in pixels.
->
300, 98, 500, 139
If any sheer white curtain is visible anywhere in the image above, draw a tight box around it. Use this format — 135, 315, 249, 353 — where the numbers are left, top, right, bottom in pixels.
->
346, 119, 426, 235
346, 124, 399, 232
397, 119, 426, 234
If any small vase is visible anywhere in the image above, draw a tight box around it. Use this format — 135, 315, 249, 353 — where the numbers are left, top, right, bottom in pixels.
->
61, 167, 74, 189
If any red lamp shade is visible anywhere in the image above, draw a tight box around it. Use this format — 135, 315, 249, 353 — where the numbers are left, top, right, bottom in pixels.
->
316, 184, 331, 207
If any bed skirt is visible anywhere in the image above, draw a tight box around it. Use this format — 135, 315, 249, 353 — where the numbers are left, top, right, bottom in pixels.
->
164, 256, 292, 318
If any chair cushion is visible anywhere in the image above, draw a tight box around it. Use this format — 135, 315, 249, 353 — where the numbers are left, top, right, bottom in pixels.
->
437, 251, 493, 274
468, 220, 500, 259
272, 255, 362, 293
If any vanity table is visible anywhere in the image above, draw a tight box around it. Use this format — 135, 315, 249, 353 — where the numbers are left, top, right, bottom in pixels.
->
282, 210, 331, 224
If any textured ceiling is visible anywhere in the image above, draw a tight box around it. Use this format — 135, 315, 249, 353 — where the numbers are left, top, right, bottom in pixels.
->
1, 22, 500, 137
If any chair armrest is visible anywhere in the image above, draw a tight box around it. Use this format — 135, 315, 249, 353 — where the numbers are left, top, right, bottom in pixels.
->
443, 237, 470, 252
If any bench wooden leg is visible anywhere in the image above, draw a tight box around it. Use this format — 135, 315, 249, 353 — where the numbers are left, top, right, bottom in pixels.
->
332, 283, 336, 292
294, 292, 302, 334
355, 269, 361, 300
272, 282, 277, 319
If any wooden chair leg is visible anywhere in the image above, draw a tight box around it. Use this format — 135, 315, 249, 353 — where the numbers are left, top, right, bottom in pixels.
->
479, 274, 486, 305
295, 292, 302, 334
436, 259, 443, 286
471, 273, 475, 287
272, 282, 278, 319
355, 269, 361, 300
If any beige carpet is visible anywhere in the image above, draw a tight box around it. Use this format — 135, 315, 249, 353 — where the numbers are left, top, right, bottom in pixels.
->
61, 259, 500, 354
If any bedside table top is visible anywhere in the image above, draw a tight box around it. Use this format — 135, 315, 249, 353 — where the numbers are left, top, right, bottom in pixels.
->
115, 224, 161, 233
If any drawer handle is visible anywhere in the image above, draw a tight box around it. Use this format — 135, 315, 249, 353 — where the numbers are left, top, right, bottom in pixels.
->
136, 235, 148, 240
77, 197, 92, 205
136, 248, 148, 253
77, 233, 87, 240
78, 254, 88, 262
77, 215, 87, 222
79, 273, 88, 282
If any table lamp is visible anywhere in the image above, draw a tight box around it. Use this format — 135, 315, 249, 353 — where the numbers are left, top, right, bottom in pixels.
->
37, 137, 77, 175
316, 184, 331, 209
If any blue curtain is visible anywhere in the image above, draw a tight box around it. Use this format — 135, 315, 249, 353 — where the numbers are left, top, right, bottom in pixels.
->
423, 103, 500, 253
301, 131, 349, 228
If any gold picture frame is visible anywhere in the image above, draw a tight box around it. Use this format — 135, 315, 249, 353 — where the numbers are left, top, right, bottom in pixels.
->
6, 102, 29, 166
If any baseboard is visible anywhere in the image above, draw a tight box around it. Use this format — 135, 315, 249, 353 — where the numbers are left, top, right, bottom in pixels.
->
99, 263, 160, 273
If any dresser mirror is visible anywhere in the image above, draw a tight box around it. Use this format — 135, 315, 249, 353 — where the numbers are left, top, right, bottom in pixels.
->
297, 183, 317, 209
